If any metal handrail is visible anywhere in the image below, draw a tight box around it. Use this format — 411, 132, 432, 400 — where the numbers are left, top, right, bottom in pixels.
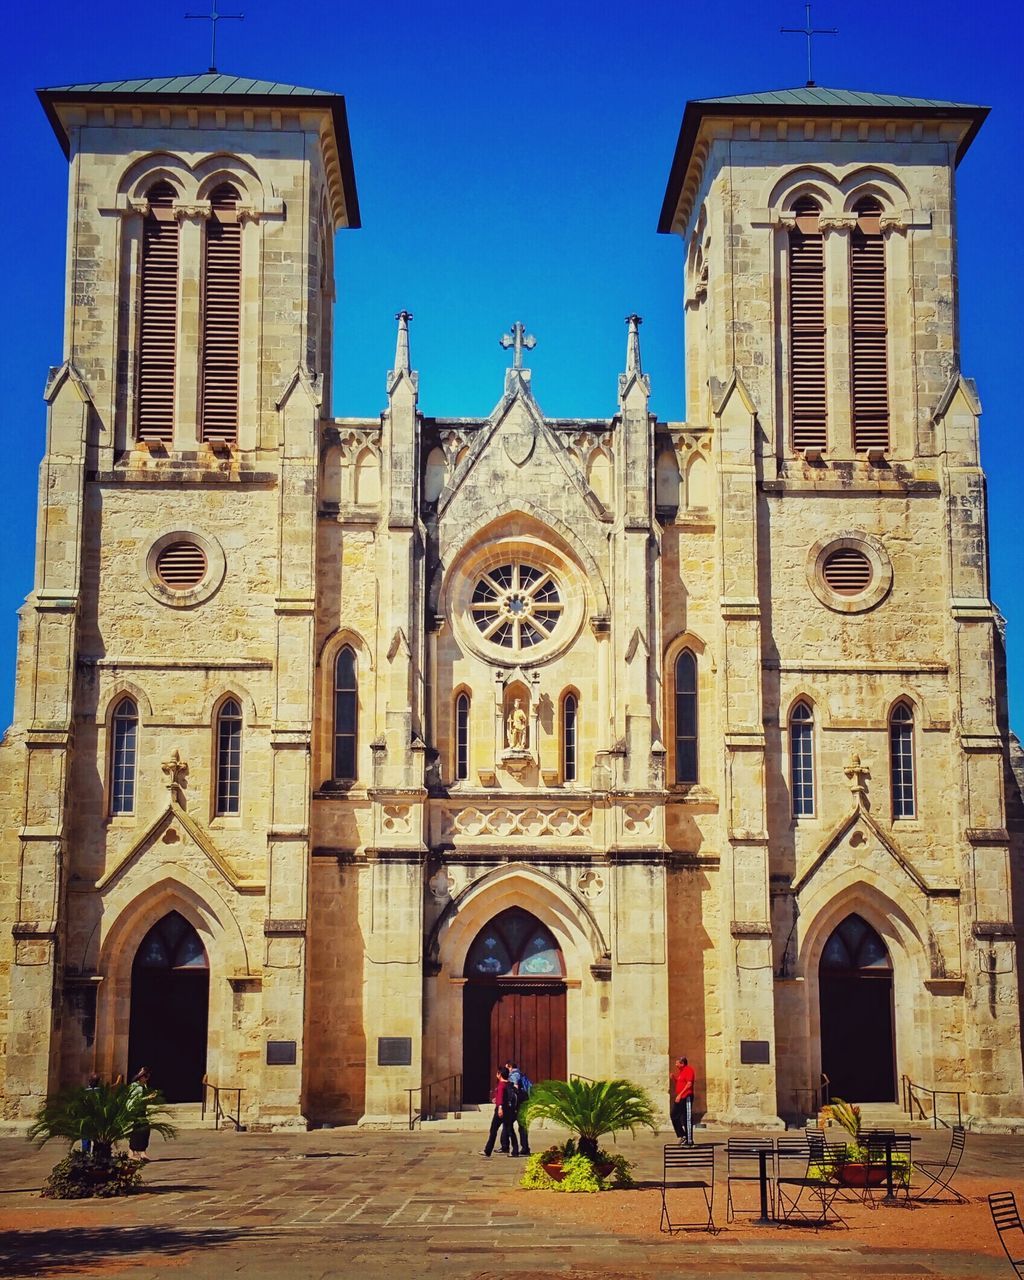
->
569, 1073, 596, 1083
791, 1073, 830, 1118
901, 1074, 963, 1129
201, 1077, 244, 1131
406, 1073, 463, 1131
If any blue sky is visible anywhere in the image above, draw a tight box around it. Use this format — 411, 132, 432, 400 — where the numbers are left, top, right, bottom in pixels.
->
1, 0, 1022, 729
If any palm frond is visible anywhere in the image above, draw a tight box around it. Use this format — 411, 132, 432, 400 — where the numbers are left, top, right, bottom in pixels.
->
519, 1078, 657, 1144
28, 1083, 177, 1150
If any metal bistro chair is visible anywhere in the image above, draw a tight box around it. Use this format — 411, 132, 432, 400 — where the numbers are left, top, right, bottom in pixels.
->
792, 1131, 848, 1225
989, 1191, 1024, 1277
913, 1126, 967, 1204
861, 1130, 912, 1205
726, 1138, 774, 1224
660, 1143, 717, 1233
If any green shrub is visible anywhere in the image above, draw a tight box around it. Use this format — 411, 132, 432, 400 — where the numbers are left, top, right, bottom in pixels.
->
41, 1151, 143, 1199
520, 1143, 635, 1193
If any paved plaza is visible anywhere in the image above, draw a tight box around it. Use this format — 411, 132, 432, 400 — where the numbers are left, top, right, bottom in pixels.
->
1, 1125, 1022, 1279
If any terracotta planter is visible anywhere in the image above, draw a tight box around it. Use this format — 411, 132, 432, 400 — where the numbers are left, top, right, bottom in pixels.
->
542, 1160, 615, 1182
837, 1162, 887, 1188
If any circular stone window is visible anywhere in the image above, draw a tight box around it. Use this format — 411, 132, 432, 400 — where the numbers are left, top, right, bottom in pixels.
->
807, 533, 892, 613
470, 563, 563, 650
143, 530, 226, 607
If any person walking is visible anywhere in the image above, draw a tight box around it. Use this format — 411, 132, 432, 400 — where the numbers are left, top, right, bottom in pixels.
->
671, 1056, 696, 1145
127, 1067, 153, 1162
505, 1060, 532, 1157
481, 1068, 519, 1158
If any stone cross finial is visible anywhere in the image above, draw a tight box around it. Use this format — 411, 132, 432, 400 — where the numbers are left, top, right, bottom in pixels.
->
780, 3, 837, 87
161, 749, 189, 806
185, 0, 244, 74
844, 752, 871, 807
500, 322, 536, 371
393, 310, 413, 374
625, 314, 643, 375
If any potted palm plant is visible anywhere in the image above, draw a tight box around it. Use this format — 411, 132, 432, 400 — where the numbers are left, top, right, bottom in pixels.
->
820, 1097, 894, 1188
28, 1080, 177, 1198
518, 1078, 657, 1193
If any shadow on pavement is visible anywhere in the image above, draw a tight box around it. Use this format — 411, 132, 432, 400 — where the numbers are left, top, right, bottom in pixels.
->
0, 1225, 273, 1278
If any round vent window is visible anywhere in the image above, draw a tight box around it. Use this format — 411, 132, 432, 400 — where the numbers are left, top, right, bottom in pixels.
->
155, 541, 208, 590
822, 547, 872, 595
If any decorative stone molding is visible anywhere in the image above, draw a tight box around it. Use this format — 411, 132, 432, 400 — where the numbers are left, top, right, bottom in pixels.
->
589, 961, 612, 981
730, 921, 772, 938
818, 214, 856, 233
972, 921, 1016, 940
264, 919, 307, 936
172, 200, 212, 222
576, 869, 605, 900
381, 805, 412, 835
622, 804, 655, 835
439, 804, 592, 841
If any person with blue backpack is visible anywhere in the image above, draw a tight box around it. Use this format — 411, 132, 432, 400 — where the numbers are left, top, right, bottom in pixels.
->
505, 1060, 532, 1157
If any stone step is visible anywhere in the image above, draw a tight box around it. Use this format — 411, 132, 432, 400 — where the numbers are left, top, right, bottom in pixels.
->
816, 1102, 937, 1132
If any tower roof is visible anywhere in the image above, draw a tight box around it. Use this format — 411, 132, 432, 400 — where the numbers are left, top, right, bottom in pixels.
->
658, 85, 988, 234
37, 72, 360, 227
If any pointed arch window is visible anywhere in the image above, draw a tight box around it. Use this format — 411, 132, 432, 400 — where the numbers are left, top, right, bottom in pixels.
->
200, 183, 241, 443
110, 697, 139, 815
890, 702, 915, 818
137, 181, 178, 443
214, 698, 242, 815
333, 647, 358, 781
455, 692, 470, 782
851, 197, 889, 452
789, 196, 827, 452
790, 701, 815, 817
674, 650, 698, 784
563, 692, 578, 783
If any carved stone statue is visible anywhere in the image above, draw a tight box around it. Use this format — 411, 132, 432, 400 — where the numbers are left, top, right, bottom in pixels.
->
506, 697, 528, 751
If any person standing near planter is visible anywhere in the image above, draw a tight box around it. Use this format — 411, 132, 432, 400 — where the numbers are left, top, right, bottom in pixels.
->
481, 1068, 519, 1158
671, 1056, 695, 1145
127, 1067, 153, 1162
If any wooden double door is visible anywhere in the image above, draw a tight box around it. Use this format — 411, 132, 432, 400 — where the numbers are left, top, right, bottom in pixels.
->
463, 982, 567, 1104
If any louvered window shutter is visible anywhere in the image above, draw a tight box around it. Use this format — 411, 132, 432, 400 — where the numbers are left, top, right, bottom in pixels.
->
851, 198, 889, 451
201, 184, 242, 443
137, 182, 178, 443
788, 198, 827, 452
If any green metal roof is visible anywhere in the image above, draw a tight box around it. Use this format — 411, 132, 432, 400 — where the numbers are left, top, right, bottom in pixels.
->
693, 86, 983, 111
658, 85, 989, 233
39, 73, 336, 98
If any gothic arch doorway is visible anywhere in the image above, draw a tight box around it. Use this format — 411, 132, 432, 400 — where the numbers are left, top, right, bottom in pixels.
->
128, 911, 209, 1102
818, 913, 896, 1103
462, 908, 567, 1103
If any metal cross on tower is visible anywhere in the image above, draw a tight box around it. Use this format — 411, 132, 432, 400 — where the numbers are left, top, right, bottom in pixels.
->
186, 0, 244, 74
500, 322, 536, 370
781, 3, 837, 88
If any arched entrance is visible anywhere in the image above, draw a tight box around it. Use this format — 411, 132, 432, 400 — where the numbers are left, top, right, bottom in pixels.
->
462, 907, 567, 1103
819, 913, 896, 1102
128, 911, 209, 1102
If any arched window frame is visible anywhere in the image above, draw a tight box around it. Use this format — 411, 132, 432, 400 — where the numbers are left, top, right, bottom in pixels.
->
674, 650, 699, 784
561, 690, 579, 784
454, 690, 470, 783
200, 182, 242, 443
109, 697, 139, 816
789, 699, 815, 818
333, 647, 358, 782
889, 701, 916, 819
850, 195, 889, 452
787, 195, 827, 454
213, 697, 243, 816
136, 180, 180, 444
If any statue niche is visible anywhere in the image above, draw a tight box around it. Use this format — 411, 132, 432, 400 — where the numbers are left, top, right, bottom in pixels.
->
501, 681, 533, 776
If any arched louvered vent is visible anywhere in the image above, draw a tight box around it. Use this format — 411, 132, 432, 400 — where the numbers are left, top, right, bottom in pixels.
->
851, 197, 889, 451
822, 546, 872, 595
201, 184, 241, 443
789, 197, 827, 452
155, 541, 208, 590
137, 182, 179, 443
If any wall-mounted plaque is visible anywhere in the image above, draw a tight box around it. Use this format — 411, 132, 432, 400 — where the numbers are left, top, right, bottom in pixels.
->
377, 1036, 412, 1066
740, 1040, 770, 1065
266, 1040, 297, 1066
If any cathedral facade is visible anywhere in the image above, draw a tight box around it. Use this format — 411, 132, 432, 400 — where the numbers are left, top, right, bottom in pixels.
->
2, 74, 1023, 1129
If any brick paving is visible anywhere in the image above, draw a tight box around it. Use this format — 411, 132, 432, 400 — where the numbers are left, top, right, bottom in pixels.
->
0, 1126, 1020, 1278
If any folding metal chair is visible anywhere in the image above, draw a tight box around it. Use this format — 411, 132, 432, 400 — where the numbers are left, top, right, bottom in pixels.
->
726, 1138, 774, 1223
913, 1127, 967, 1204
861, 1131, 912, 1205
989, 1191, 1024, 1277
660, 1143, 716, 1233
782, 1132, 846, 1225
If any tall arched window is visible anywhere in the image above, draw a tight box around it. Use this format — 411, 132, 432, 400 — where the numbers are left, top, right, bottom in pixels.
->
674, 651, 698, 784
789, 196, 827, 452
563, 692, 578, 783
333, 648, 358, 781
851, 196, 889, 452
215, 698, 243, 815
110, 697, 139, 815
455, 692, 470, 782
200, 183, 242, 443
137, 181, 178, 443
890, 702, 915, 818
790, 701, 815, 817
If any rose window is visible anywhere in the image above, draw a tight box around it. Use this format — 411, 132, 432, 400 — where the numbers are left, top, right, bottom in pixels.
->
470, 563, 563, 649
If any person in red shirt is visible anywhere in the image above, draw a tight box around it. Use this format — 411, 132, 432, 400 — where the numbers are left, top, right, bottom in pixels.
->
481, 1068, 520, 1158
671, 1056, 696, 1145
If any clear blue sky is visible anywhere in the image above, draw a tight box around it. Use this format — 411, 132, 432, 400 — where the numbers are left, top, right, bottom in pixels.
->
1, 0, 1022, 730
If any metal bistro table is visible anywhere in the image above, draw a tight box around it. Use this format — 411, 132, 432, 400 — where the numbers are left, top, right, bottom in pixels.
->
755, 1146, 773, 1225
876, 1133, 920, 1204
